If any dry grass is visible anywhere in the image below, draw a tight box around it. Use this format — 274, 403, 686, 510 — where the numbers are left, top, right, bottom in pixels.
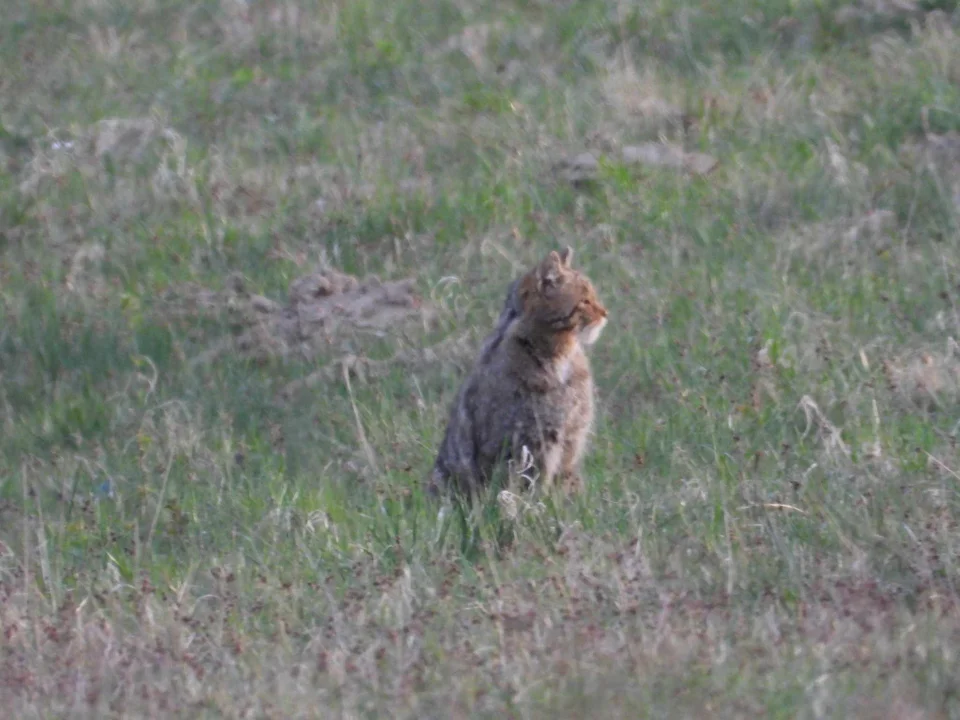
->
3, 0, 960, 717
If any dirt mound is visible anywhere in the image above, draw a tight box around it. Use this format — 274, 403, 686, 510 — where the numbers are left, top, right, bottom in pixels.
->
184, 267, 478, 397
190, 268, 437, 365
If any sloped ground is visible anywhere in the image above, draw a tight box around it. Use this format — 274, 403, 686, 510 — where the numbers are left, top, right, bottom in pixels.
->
2, 0, 960, 716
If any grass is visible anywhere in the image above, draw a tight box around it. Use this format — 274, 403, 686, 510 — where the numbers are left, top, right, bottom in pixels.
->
2, 0, 960, 716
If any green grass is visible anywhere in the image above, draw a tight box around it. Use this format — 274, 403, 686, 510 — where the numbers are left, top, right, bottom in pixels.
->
3, 0, 960, 716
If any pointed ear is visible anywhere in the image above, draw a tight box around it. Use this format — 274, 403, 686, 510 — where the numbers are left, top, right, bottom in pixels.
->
538, 250, 562, 288
559, 246, 574, 268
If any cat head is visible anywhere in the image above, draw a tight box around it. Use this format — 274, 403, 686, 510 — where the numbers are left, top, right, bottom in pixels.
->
517, 247, 608, 346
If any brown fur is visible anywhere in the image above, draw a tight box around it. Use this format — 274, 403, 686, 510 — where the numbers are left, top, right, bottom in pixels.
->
429, 247, 608, 497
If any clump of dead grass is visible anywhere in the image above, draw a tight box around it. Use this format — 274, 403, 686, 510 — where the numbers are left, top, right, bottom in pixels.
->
436, 21, 505, 74
835, 0, 926, 26
784, 208, 897, 269
214, 0, 338, 52
16, 116, 195, 256
883, 340, 960, 411
900, 128, 960, 214
203, 122, 434, 233
868, 10, 959, 89
601, 60, 687, 132
19, 117, 185, 199
64, 242, 108, 300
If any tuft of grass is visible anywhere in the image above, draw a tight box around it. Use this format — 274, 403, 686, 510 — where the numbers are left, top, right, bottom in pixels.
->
2, 0, 960, 716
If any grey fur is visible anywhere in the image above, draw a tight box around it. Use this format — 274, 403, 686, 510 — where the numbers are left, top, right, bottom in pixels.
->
477, 278, 521, 363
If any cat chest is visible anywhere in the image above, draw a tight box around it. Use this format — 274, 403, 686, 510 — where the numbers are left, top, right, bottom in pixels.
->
553, 354, 591, 385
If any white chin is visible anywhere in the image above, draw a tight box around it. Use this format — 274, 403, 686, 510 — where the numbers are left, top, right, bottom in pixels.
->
579, 316, 607, 346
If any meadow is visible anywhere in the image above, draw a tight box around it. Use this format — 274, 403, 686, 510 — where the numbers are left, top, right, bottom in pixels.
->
2, 0, 960, 716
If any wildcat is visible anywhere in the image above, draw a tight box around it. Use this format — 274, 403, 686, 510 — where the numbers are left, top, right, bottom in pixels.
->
429, 247, 608, 497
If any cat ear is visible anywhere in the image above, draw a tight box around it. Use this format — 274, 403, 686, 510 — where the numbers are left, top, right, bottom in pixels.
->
559, 246, 574, 268
538, 250, 562, 288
